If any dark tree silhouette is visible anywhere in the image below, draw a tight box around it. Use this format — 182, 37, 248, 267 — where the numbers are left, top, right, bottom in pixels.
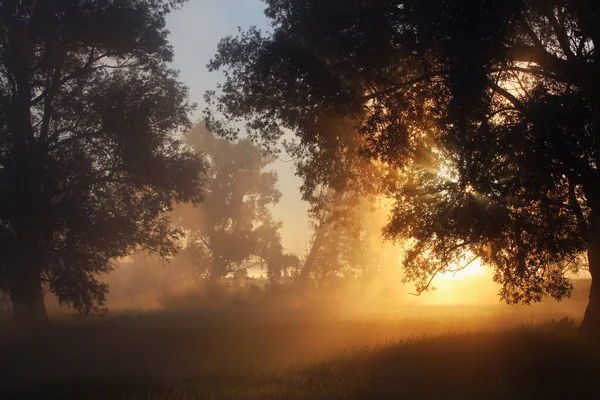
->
172, 126, 297, 283
206, 0, 600, 338
0, 0, 205, 326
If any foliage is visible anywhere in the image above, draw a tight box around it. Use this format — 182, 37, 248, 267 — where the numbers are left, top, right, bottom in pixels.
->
171, 126, 297, 282
284, 116, 396, 286
205, 0, 600, 305
303, 196, 396, 287
0, 0, 205, 317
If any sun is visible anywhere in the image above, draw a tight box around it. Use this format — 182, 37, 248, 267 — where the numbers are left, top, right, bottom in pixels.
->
421, 258, 498, 305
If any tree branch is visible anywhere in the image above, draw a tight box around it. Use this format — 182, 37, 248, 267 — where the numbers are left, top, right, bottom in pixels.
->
487, 80, 527, 113
507, 44, 579, 85
409, 267, 441, 296
519, 12, 544, 49
449, 256, 478, 276
490, 65, 558, 81
31, 49, 110, 106
39, 52, 65, 144
568, 177, 588, 237
543, 6, 576, 61
362, 70, 448, 101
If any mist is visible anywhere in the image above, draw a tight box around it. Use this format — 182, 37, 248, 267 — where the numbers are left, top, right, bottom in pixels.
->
3, 1, 600, 399
86, 123, 589, 324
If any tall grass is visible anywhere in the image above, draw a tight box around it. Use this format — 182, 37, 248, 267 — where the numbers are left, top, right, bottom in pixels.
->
1, 304, 598, 400
4, 323, 599, 400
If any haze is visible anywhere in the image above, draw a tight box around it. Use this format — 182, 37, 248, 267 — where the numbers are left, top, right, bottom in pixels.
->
1, 1, 599, 399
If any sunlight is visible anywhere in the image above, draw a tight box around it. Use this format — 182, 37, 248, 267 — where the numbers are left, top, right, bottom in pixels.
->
436, 160, 459, 184
464, 184, 475, 194
424, 259, 499, 305
438, 258, 487, 281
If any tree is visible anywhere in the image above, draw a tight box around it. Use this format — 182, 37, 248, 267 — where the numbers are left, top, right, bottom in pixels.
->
268, 115, 391, 287
0, 0, 205, 326
171, 125, 297, 283
307, 198, 388, 288
205, 0, 600, 338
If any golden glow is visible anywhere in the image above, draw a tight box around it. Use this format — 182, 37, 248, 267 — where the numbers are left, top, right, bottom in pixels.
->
437, 258, 486, 281
424, 259, 499, 305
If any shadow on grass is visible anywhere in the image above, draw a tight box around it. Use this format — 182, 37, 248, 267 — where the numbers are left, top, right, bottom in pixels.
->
4, 324, 600, 400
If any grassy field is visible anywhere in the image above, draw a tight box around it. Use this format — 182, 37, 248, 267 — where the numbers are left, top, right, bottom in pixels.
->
1, 301, 598, 400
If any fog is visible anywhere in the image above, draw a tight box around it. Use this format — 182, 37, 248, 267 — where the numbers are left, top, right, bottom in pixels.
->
96, 255, 588, 317
67, 121, 591, 323
9, 259, 587, 388
24, 124, 588, 387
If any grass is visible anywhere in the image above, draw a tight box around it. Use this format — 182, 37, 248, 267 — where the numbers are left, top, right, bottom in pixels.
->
2, 307, 599, 399
4, 325, 600, 399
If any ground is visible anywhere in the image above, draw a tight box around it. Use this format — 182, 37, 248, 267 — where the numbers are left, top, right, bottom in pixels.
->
1, 301, 598, 399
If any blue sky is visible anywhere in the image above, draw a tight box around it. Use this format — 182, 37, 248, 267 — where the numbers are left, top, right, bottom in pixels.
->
167, 0, 268, 122
166, 0, 311, 255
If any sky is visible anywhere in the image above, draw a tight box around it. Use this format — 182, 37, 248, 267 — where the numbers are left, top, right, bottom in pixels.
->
166, 0, 311, 255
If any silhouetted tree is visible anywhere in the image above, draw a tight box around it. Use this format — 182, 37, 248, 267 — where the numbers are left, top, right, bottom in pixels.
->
290, 118, 391, 287
172, 126, 297, 283
206, 0, 600, 338
0, 0, 205, 326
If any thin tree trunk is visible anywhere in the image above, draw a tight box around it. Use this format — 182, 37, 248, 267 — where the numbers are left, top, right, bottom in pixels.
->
296, 222, 329, 286
579, 213, 600, 339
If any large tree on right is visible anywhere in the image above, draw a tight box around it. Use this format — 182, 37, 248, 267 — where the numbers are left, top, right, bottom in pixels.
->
206, 0, 600, 337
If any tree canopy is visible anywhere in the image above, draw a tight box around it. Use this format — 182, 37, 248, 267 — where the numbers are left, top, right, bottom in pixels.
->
206, 0, 600, 337
0, 0, 204, 324
172, 125, 297, 283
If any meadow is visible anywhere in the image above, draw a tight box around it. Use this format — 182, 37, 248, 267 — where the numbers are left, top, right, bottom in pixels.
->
1, 290, 597, 400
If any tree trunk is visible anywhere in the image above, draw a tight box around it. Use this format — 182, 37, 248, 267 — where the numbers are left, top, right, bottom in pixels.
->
209, 257, 228, 284
11, 232, 49, 327
579, 70, 600, 339
11, 266, 48, 327
296, 221, 329, 287
5, 31, 48, 328
579, 212, 600, 339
